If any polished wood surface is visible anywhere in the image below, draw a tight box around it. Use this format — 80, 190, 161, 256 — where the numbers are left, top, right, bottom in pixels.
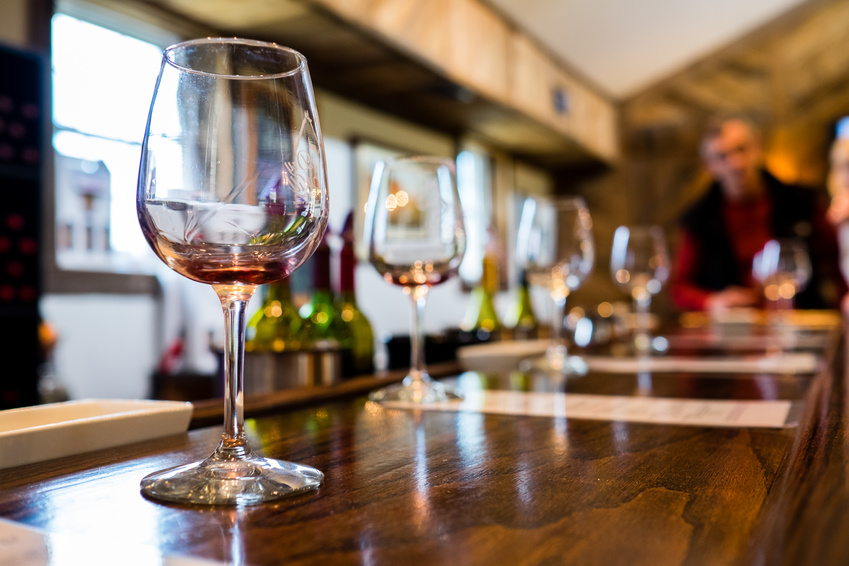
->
0, 328, 846, 565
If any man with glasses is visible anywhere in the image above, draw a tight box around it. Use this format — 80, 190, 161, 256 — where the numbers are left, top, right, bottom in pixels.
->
670, 116, 844, 313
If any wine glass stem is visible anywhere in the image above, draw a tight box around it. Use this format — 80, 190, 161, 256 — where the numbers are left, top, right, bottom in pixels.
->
634, 293, 651, 352
408, 286, 429, 382
551, 293, 567, 347
215, 285, 256, 457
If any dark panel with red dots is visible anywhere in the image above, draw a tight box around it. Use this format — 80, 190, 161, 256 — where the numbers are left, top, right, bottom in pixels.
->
0, 44, 43, 409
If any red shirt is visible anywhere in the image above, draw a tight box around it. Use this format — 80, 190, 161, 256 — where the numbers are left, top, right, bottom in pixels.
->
671, 195, 772, 311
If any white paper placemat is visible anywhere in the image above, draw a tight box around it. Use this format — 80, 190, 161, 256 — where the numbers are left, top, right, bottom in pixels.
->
382, 390, 795, 428
666, 332, 827, 351
581, 352, 819, 374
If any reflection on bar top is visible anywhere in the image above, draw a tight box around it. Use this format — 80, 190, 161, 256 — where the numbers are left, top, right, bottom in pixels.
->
0, 518, 225, 566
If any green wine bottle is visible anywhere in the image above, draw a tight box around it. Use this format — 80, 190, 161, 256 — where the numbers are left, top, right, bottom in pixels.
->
246, 278, 305, 352
299, 230, 343, 348
505, 269, 539, 340
462, 239, 501, 336
245, 278, 303, 352
335, 212, 375, 377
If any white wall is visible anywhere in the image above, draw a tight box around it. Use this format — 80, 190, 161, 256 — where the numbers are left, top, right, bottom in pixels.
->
40, 294, 158, 399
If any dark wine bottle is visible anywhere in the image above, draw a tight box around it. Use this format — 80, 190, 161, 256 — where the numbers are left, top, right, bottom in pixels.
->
334, 212, 375, 377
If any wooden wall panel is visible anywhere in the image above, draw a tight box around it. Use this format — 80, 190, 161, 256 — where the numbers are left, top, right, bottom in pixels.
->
365, 0, 453, 73
446, 0, 511, 105
508, 33, 556, 124
312, 0, 618, 164
554, 69, 619, 162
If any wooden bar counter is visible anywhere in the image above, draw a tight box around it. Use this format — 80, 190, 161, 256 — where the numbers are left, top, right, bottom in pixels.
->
1, 327, 848, 565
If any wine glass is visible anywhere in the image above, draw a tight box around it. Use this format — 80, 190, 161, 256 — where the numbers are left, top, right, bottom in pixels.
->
754, 239, 811, 311
137, 38, 328, 505
364, 156, 466, 403
517, 196, 594, 371
610, 225, 670, 354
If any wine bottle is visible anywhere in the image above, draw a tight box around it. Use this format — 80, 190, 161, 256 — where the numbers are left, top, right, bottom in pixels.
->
505, 269, 539, 340
246, 277, 305, 352
299, 230, 345, 348
462, 229, 501, 337
334, 212, 375, 377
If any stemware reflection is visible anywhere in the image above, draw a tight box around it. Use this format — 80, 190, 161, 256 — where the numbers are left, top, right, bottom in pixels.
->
217, 508, 248, 566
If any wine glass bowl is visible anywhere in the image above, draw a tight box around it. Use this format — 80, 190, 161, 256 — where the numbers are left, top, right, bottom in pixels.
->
517, 196, 594, 372
137, 38, 328, 505
610, 225, 670, 353
753, 238, 812, 309
364, 156, 466, 403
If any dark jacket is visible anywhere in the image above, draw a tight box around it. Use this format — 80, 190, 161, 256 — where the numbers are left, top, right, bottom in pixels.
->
678, 170, 842, 309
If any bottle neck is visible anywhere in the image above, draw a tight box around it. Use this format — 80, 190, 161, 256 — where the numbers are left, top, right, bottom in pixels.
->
311, 289, 335, 304
266, 279, 293, 303
312, 244, 332, 293
481, 253, 498, 293
340, 243, 356, 295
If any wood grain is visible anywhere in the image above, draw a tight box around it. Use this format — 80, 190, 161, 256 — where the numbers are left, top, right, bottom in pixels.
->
0, 332, 844, 565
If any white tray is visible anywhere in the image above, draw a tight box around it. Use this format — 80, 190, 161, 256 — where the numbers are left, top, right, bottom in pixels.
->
0, 399, 193, 470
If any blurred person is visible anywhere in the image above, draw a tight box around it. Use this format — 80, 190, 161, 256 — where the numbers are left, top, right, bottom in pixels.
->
670, 116, 844, 313
826, 135, 849, 312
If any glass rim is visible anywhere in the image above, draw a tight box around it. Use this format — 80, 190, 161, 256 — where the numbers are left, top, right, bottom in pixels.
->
163, 37, 307, 79
382, 155, 456, 169
616, 224, 664, 234
526, 194, 587, 209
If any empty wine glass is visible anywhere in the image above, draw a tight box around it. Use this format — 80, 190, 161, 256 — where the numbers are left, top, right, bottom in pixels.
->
364, 156, 466, 403
517, 196, 594, 372
754, 238, 811, 311
137, 38, 328, 505
610, 225, 670, 353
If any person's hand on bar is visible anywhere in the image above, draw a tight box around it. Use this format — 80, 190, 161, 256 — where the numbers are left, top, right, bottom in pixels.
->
704, 285, 759, 315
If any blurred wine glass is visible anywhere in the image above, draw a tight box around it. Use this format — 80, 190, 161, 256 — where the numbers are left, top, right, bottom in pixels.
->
610, 225, 670, 354
137, 38, 328, 505
517, 196, 594, 372
364, 156, 466, 403
753, 239, 811, 311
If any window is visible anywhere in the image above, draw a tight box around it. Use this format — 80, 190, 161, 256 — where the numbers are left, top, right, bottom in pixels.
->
457, 148, 494, 285
50, 9, 177, 276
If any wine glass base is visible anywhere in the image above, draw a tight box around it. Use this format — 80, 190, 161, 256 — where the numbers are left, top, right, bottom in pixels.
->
369, 373, 462, 403
140, 452, 323, 506
613, 335, 669, 357
521, 348, 589, 376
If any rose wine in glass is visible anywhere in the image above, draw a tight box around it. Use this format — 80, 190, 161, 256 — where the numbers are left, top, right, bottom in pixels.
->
137, 38, 329, 505
517, 196, 594, 372
610, 225, 670, 353
364, 156, 466, 403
